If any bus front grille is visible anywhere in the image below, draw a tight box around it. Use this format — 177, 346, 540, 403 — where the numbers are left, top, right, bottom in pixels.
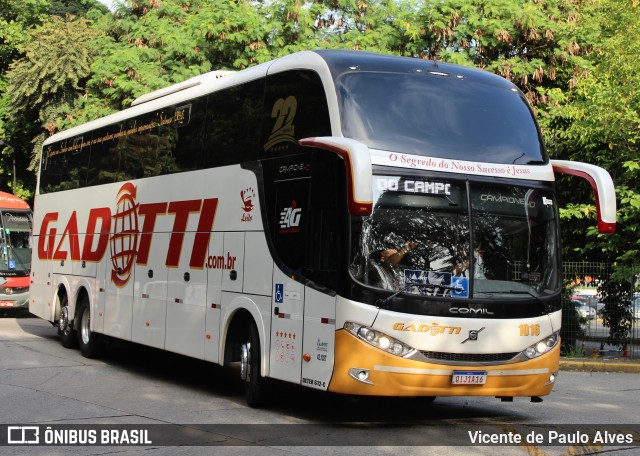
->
418, 350, 520, 365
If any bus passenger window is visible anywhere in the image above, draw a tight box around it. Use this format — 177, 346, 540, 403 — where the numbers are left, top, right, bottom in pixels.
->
40, 135, 90, 193
117, 118, 146, 181
87, 123, 124, 187
167, 96, 207, 173
203, 80, 262, 168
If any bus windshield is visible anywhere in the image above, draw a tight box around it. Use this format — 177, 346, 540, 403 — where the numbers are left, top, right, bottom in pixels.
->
350, 175, 560, 300
0, 210, 32, 276
336, 71, 546, 165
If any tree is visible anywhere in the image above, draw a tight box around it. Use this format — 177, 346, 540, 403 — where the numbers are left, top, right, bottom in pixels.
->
48, 0, 109, 16
542, 0, 640, 264
87, 0, 212, 109
0, 0, 51, 196
4, 14, 101, 193
541, 0, 640, 347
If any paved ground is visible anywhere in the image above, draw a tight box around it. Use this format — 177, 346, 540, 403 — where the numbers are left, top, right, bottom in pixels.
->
559, 357, 640, 373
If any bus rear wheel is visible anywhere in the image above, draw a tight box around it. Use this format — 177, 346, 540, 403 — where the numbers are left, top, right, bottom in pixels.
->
57, 294, 77, 348
77, 298, 103, 358
240, 322, 269, 408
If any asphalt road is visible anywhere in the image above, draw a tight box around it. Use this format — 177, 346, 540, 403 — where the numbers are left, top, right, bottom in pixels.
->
0, 317, 639, 455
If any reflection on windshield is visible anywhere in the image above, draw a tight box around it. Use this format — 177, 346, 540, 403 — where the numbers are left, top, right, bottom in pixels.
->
0, 211, 32, 275
350, 176, 560, 299
337, 72, 545, 164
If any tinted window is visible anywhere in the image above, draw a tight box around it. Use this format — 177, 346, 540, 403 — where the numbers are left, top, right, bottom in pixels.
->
262, 152, 347, 291
166, 97, 207, 173
336, 72, 545, 164
86, 123, 125, 186
203, 80, 263, 167
262, 70, 331, 157
41, 135, 91, 192
40, 80, 264, 194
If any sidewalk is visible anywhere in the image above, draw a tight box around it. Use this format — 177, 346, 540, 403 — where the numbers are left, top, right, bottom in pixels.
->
560, 356, 640, 373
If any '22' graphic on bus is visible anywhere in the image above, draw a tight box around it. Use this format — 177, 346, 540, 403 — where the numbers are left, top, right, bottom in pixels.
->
264, 96, 297, 151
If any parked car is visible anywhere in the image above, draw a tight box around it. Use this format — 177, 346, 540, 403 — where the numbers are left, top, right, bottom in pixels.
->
633, 295, 640, 320
572, 301, 596, 320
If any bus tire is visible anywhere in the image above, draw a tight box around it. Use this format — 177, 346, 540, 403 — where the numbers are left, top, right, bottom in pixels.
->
57, 294, 77, 348
77, 298, 103, 358
240, 322, 269, 408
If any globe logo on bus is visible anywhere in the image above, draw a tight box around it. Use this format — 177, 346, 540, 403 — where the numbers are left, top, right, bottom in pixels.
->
110, 183, 140, 287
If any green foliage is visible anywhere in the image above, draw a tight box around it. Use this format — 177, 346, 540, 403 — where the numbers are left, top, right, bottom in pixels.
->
553, 0, 640, 347
48, 0, 109, 16
560, 286, 585, 355
88, 0, 212, 108
0, 0, 50, 72
3, 14, 101, 192
599, 275, 634, 349
542, 0, 640, 271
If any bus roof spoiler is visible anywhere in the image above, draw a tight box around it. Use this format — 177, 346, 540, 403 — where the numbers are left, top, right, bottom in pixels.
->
551, 160, 617, 235
131, 71, 236, 107
299, 137, 373, 216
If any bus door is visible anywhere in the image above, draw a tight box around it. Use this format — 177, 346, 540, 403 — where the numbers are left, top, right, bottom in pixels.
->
299, 154, 345, 391
269, 178, 309, 383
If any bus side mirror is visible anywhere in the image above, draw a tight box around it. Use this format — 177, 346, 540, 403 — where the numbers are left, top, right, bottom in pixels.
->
551, 160, 617, 235
299, 137, 373, 216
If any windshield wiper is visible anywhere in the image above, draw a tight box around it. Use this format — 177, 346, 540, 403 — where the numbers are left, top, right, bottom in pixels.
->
376, 279, 464, 309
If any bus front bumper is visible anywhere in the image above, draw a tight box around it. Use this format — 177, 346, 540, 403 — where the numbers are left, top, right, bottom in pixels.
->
0, 291, 29, 309
327, 329, 559, 398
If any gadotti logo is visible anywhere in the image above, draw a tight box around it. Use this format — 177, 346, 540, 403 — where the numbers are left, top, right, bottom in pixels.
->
37, 183, 219, 287
240, 187, 255, 223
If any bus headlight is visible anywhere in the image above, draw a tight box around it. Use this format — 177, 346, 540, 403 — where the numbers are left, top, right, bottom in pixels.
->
522, 332, 559, 359
344, 322, 416, 358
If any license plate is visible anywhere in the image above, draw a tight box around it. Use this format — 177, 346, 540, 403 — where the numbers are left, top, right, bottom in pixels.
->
451, 371, 487, 385
0, 301, 15, 308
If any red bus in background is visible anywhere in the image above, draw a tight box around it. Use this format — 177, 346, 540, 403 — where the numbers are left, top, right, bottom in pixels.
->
0, 192, 32, 309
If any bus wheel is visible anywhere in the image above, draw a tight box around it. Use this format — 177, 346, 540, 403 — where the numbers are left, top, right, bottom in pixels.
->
57, 294, 77, 348
240, 322, 268, 408
77, 298, 103, 358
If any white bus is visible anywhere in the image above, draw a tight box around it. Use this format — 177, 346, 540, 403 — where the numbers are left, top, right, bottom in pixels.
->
30, 50, 616, 406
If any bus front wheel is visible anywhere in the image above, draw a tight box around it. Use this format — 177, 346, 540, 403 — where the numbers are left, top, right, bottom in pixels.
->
240, 322, 269, 408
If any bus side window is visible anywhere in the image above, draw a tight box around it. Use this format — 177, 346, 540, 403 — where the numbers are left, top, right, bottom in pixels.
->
117, 118, 147, 181
263, 152, 347, 292
87, 123, 124, 187
305, 153, 347, 291
202, 80, 263, 168
168, 96, 207, 173
272, 179, 310, 275
261, 70, 331, 158
41, 135, 90, 193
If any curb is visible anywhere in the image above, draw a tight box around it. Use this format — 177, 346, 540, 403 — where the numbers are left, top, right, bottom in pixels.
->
559, 358, 640, 373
